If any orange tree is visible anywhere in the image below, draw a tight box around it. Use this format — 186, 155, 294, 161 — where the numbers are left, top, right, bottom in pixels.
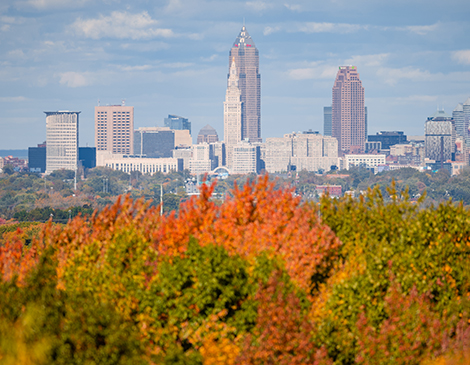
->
0, 175, 340, 364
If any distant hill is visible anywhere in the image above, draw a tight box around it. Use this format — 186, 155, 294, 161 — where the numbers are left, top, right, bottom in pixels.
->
0, 150, 28, 159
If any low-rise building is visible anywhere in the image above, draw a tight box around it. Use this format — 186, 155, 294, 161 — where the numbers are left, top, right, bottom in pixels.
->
341, 154, 386, 171
98, 152, 182, 175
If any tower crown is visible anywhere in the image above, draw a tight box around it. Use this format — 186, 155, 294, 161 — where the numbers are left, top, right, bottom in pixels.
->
233, 26, 255, 47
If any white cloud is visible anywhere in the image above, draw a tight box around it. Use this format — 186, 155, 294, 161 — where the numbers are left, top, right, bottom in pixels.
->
58, 72, 91, 87
0, 96, 27, 102
119, 65, 154, 72
344, 53, 390, 67
71, 11, 174, 40
298, 22, 367, 34
452, 50, 470, 65
264, 26, 280, 35
246, 1, 272, 11
7, 49, 26, 59
201, 54, 218, 62
284, 3, 301, 11
27, 0, 91, 9
402, 23, 439, 35
376, 67, 432, 86
162, 62, 193, 68
287, 64, 338, 80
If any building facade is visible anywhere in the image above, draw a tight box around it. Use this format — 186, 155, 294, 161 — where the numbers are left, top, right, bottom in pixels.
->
28, 143, 47, 173
265, 132, 338, 173
189, 143, 216, 175
452, 103, 467, 146
45, 111, 79, 174
332, 66, 365, 155
197, 124, 219, 144
134, 127, 175, 158
323, 106, 332, 136
341, 154, 386, 171
425, 110, 455, 163
224, 57, 243, 168
232, 140, 259, 174
229, 26, 261, 143
101, 155, 182, 175
95, 104, 134, 155
164, 114, 191, 134
368, 131, 407, 150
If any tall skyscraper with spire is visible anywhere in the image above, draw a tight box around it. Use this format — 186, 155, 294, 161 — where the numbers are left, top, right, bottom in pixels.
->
229, 25, 261, 143
332, 66, 365, 155
224, 57, 243, 168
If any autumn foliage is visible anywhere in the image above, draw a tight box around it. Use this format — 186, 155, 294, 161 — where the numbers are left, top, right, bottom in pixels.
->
1, 176, 470, 364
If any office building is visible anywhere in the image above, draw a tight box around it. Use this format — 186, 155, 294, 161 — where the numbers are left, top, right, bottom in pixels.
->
189, 143, 216, 175
28, 142, 47, 173
324, 106, 332, 136
95, 104, 134, 155
368, 131, 407, 150
232, 140, 260, 174
134, 127, 175, 158
265, 132, 338, 173
332, 66, 365, 155
452, 104, 467, 144
172, 147, 192, 170
212, 141, 226, 168
341, 154, 386, 171
79, 147, 96, 169
174, 129, 192, 148
45, 111, 79, 174
229, 26, 261, 143
464, 98, 470, 129
224, 57, 243, 167
425, 110, 454, 162
164, 114, 191, 134
101, 155, 182, 175
326, 105, 367, 139
197, 124, 219, 144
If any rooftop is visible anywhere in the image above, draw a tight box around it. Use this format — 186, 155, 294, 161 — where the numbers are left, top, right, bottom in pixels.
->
198, 124, 218, 136
233, 25, 256, 48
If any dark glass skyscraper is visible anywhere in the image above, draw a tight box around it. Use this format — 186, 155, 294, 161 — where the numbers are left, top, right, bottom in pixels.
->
229, 26, 261, 142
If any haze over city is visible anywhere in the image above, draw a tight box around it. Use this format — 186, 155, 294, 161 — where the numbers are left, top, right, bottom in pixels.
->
0, 0, 469, 149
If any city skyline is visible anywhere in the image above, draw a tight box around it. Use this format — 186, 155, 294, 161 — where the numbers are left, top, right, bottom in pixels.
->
0, 0, 469, 149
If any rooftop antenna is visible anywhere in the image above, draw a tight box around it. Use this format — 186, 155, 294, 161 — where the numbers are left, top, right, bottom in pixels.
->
98, 99, 100, 106
122, 99, 125, 106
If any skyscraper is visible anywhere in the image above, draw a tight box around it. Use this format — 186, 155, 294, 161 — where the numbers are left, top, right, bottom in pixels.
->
332, 66, 365, 155
323, 106, 332, 136
425, 110, 454, 163
224, 57, 243, 167
452, 103, 468, 145
95, 104, 134, 155
229, 26, 261, 143
164, 114, 191, 134
45, 111, 79, 174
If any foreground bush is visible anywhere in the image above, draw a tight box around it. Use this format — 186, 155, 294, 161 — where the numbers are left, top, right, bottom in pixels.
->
0, 177, 469, 364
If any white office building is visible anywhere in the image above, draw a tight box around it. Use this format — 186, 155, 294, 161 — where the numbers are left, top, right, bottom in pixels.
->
45, 111, 79, 174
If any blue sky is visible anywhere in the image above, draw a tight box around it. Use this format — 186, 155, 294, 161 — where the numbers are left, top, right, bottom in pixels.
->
0, 0, 469, 149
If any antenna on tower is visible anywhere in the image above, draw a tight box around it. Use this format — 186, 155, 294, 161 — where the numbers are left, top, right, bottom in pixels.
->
122, 99, 126, 106
98, 99, 100, 106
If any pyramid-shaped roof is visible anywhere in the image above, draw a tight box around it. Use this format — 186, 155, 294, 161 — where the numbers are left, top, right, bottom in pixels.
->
428, 109, 451, 119
233, 26, 256, 48
464, 97, 470, 106
454, 103, 464, 112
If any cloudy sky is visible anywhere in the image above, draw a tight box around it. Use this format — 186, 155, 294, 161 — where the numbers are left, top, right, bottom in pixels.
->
0, 0, 469, 149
